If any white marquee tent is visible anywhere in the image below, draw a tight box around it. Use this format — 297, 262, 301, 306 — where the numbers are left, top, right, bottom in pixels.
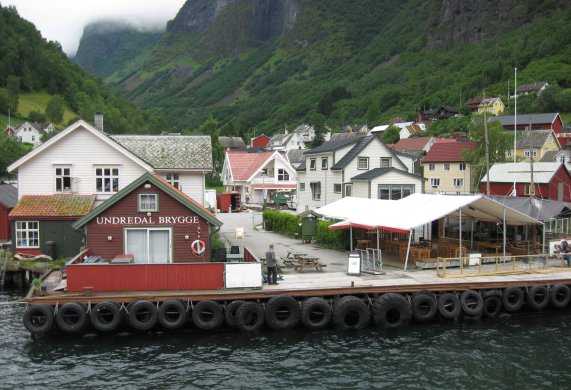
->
314, 194, 543, 270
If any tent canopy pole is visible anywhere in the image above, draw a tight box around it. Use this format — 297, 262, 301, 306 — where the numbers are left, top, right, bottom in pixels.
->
404, 230, 413, 270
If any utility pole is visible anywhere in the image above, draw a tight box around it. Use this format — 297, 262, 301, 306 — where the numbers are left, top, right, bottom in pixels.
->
483, 91, 490, 195
529, 117, 535, 197
513, 67, 518, 196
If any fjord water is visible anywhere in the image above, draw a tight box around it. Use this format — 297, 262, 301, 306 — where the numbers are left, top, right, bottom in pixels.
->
2, 291, 571, 389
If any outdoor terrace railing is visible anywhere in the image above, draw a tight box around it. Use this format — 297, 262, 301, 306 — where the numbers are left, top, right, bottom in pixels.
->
436, 253, 571, 277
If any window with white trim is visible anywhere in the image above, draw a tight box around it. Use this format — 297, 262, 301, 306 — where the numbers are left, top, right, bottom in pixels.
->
358, 157, 369, 170
378, 184, 414, 200
381, 157, 392, 168
344, 184, 353, 197
55, 166, 72, 193
96, 167, 119, 193
300, 183, 305, 191
560, 155, 566, 164
333, 184, 342, 193
444, 163, 450, 171
524, 149, 537, 157
310, 182, 321, 201
453, 178, 464, 188
166, 173, 180, 189
15, 221, 39, 248
321, 157, 328, 170
430, 178, 440, 187
310, 158, 316, 170
138, 194, 158, 212
277, 169, 289, 181
459, 163, 466, 171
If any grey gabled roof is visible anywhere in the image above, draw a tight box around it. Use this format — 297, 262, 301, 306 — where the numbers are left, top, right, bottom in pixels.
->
303, 135, 364, 155
110, 135, 212, 170
491, 113, 560, 127
516, 130, 553, 148
331, 136, 376, 170
219, 136, 246, 149
351, 167, 422, 181
296, 160, 306, 171
0, 184, 17, 208
287, 149, 305, 164
540, 150, 559, 162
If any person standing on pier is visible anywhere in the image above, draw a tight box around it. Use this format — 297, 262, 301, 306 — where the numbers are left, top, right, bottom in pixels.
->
266, 244, 278, 285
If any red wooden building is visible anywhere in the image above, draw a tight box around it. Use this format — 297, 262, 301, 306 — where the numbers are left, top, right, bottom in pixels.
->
492, 113, 564, 134
481, 162, 571, 202
0, 184, 17, 241
251, 134, 271, 149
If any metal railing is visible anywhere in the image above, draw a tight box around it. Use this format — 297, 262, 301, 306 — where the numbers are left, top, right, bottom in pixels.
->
436, 253, 570, 277
358, 248, 383, 274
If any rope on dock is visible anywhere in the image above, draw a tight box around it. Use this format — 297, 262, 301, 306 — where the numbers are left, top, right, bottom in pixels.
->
0, 301, 27, 306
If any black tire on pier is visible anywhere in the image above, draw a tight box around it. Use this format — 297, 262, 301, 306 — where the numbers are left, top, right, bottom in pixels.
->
192, 300, 224, 330
502, 287, 524, 313
90, 301, 122, 332
482, 291, 502, 318
411, 292, 437, 322
332, 296, 370, 330
55, 302, 89, 333
158, 300, 188, 330
236, 302, 265, 331
371, 293, 412, 329
225, 300, 245, 328
23, 304, 54, 334
460, 290, 484, 317
128, 300, 158, 331
550, 284, 571, 309
265, 295, 301, 330
437, 293, 461, 320
301, 297, 332, 330
527, 285, 550, 311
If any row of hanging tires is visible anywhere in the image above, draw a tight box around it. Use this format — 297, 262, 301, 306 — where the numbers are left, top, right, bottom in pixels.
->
23, 284, 571, 335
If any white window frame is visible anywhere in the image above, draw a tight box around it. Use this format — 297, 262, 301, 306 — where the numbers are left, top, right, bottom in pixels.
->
55, 165, 72, 193
524, 149, 537, 157
166, 173, 180, 189
430, 178, 440, 188
344, 184, 353, 197
124, 227, 172, 264
428, 163, 435, 171
453, 178, 464, 188
333, 183, 342, 193
459, 163, 466, 171
378, 184, 414, 200
95, 166, 120, 193
321, 157, 328, 170
358, 157, 369, 170
381, 157, 392, 168
310, 182, 321, 201
299, 183, 305, 191
277, 169, 289, 181
444, 163, 450, 171
310, 158, 316, 170
138, 193, 159, 212
15, 221, 40, 248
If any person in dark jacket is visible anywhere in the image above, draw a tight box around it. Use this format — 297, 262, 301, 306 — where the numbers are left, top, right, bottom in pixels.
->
265, 244, 278, 285
561, 239, 570, 267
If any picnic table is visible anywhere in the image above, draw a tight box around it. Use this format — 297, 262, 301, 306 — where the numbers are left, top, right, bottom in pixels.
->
294, 255, 325, 272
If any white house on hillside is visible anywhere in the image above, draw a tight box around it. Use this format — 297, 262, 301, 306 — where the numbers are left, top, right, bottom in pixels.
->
14, 122, 55, 147
296, 135, 424, 211
268, 132, 306, 152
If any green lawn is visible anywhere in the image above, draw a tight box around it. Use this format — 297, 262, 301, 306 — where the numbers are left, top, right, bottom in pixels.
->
18, 92, 77, 124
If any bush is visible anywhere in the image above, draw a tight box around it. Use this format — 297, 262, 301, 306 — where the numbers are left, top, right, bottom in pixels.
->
209, 232, 226, 260
315, 220, 349, 250
263, 210, 301, 237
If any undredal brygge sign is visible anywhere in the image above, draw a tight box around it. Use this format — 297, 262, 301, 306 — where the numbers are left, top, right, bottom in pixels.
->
95, 216, 201, 225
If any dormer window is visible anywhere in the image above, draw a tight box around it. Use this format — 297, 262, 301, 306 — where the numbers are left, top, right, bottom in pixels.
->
138, 194, 158, 212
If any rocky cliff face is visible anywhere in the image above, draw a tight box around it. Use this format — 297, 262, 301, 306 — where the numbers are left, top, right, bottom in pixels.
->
167, 0, 301, 54
427, 0, 542, 48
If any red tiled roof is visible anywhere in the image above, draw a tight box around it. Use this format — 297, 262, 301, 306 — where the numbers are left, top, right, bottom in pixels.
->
393, 136, 432, 152
9, 194, 96, 218
251, 183, 296, 189
422, 141, 477, 163
227, 150, 277, 181
434, 138, 458, 143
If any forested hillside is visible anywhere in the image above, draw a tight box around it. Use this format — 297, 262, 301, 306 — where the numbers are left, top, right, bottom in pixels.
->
0, 5, 162, 134
75, 0, 571, 137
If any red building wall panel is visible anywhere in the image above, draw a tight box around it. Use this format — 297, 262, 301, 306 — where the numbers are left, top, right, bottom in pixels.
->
252, 135, 270, 148
67, 263, 225, 292
85, 185, 211, 262
0, 206, 10, 240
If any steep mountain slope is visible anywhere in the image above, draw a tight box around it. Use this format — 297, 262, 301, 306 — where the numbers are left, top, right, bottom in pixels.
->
76, 0, 571, 135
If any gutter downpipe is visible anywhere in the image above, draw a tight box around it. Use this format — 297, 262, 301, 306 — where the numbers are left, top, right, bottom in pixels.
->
459, 208, 463, 264
404, 229, 413, 270
503, 207, 507, 256
350, 226, 353, 251
542, 222, 546, 254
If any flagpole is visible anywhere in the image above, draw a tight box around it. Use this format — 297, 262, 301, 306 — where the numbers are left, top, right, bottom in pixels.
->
513, 67, 517, 196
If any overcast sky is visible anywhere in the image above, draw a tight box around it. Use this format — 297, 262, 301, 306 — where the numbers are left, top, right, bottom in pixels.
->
3, 0, 186, 56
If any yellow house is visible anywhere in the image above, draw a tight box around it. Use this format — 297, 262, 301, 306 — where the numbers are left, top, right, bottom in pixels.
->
477, 97, 505, 116
422, 141, 478, 194
507, 130, 561, 162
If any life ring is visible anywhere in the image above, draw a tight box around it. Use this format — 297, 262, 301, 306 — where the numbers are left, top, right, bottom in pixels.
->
527, 285, 549, 311
332, 296, 370, 330
372, 293, 412, 329
236, 302, 265, 331
23, 304, 54, 334
460, 290, 484, 317
411, 291, 437, 322
192, 300, 224, 330
55, 302, 89, 333
301, 297, 332, 330
225, 300, 245, 328
502, 287, 524, 312
550, 284, 571, 308
265, 295, 301, 329
158, 300, 188, 330
482, 291, 502, 318
438, 292, 461, 320
127, 300, 158, 331
191, 239, 206, 256
90, 301, 122, 332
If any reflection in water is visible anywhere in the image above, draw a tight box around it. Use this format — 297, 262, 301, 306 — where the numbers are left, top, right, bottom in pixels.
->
2, 292, 571, 389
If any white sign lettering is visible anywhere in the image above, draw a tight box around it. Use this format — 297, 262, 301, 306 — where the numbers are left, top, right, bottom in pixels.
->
96, 216, 200, 225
